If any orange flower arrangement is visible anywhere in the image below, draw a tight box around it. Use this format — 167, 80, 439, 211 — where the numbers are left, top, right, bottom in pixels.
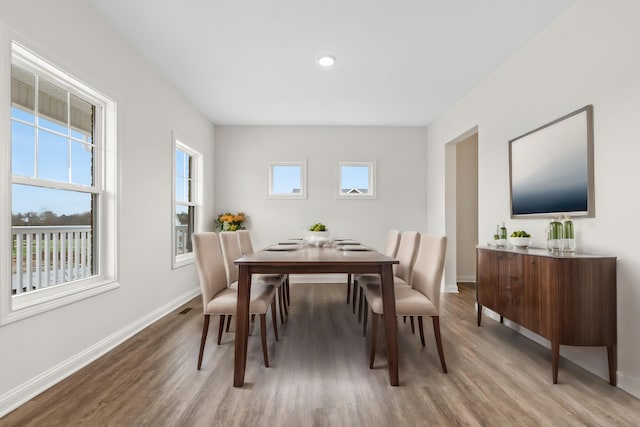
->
216, 212, 246, 231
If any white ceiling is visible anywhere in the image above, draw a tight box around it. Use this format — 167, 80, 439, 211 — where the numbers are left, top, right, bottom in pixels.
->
87, 0, 575, 126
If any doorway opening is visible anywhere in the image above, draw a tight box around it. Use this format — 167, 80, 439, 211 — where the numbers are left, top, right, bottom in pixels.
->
444, 127, 478, 291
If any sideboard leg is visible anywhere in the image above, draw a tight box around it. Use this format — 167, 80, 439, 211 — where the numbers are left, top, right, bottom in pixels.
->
552, 341, 560, 384
477, 303, 482, 326
500, 315, 504, 324
607, 346, 617, 386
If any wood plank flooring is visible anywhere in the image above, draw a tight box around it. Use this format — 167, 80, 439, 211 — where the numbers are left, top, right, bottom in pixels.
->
2, 283, 639, 426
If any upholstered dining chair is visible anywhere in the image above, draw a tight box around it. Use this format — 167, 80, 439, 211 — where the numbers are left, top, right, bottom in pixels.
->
220, 232, 287, 327
358, 231, 420, 336
347, 229, 400, 311
364, 233, 448, 373
237, 229, 290, 320
192, 232, 278, 369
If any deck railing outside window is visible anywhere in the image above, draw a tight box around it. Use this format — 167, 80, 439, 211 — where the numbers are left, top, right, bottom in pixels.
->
11, 225, 93, 294
175, 224, 189, 255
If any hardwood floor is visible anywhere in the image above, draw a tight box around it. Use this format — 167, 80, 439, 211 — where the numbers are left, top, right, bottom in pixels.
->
2, 283, 639, 426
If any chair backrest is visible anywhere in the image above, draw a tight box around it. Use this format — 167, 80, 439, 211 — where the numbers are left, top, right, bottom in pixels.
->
192, 232, 228, 310
219, 231, 242, 286
384, 229, 401, 257
395, 231, 420, 283
237, 229, 255, 255
411, 234, 447, 311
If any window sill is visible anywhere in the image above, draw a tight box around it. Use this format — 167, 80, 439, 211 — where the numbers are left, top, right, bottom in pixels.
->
173, 252, 195, 270
1, 277, 120, 325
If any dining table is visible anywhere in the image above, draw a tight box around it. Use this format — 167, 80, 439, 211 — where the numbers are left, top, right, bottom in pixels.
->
233, 243, 400, 387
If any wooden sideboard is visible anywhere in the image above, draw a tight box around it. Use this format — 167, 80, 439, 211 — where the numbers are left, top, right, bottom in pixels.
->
476, 246, 617, 385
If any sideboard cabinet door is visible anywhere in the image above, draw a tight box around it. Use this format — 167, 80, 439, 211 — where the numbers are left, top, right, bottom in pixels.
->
476, 249, 499, 314
522, 255, 556, 340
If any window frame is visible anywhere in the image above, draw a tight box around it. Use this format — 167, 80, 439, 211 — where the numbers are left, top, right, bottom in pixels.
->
267, 160, 307, 199
0, 40, 119, 325
337, 160, 377, 199
172, 134, 201, 269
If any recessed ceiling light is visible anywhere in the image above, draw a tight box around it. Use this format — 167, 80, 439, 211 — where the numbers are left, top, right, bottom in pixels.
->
318, 55, 335, 67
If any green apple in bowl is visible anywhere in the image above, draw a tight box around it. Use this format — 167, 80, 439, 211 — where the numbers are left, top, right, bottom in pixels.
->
509, 231, 531, 248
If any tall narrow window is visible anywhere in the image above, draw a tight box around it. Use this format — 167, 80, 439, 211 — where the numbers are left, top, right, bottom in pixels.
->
174, 138, 200, 266
2, 42, 118, 323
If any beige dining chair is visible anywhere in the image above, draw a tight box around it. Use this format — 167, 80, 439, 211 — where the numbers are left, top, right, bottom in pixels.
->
220, 231, 287, 327
347, 229, 400, 311
237, 229, 290, 322
192, 232, 279, 369
358, 230, 420, 336
364, 233, 448, 373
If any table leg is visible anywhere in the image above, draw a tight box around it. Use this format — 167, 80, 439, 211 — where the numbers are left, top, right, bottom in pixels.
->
607, 346, 617, 386
552, 340, 559, 384
234, 265, 252, 387
380, 263, 399, 386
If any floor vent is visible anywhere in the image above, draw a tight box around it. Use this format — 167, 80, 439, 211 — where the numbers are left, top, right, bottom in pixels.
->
178, 307, 193, 314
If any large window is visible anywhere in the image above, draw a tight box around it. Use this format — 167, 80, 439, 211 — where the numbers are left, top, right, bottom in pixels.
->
173, 137, 200, 267
1, 42, 118, 324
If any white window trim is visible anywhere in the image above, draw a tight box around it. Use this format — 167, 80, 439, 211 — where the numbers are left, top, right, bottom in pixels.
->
172, 133, 202, 269
267, 159, 307, 199
337, 160, 377, 199
0, 40, 119, 325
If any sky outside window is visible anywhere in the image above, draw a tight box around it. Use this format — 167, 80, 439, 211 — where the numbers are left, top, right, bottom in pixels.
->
11, 100, 94, 216
272, 165, 301, 194
341, 165, 369, 193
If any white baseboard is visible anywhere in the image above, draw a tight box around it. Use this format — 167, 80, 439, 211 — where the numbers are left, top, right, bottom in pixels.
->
0, 288, 201, 418
476, 304, 640, 399
290, 274, 349, 284
618, 371, 640, 399
457, 275, 476, 283
444, 283, 459, 293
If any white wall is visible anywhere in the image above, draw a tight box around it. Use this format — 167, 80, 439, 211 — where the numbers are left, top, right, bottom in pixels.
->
0, 0, 215, 415
426, 0, 640, 397
215, 126, 428, 255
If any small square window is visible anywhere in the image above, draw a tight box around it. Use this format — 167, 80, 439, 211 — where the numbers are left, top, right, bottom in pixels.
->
337, 160, 376, 199
267, 160, 307, 199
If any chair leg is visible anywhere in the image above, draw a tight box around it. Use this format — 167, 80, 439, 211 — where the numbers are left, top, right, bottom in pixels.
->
282, 286, 289, 317
362, 298, 369, 337
271, 299, 279, 341
369, 312, 379, 369
403, 316, 407, 323
217, 315, 225, 345
418, 316, 425, 347
251, 314, 256, 322
285, 275, 290, 306
346, 273, 352, 304
352, 280, 357, 314
260, 314, 269, 367
351, 277, 360, 314
225, 314, 232, 332
278, 288, 285, 324
357, 287, 364, 323
433, 316, 447, 373
410, 316, 415, 334
198, 314, 210, 370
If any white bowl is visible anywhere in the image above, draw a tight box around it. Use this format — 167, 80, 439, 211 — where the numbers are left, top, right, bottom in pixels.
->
509, 237, 531, 248
306, 230, 330, 247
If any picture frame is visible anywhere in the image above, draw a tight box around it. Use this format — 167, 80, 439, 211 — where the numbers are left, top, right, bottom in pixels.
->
509, 105, 594, 218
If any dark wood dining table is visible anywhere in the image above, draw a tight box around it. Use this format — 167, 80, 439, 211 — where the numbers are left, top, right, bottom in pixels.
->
233, 244, 399, 387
